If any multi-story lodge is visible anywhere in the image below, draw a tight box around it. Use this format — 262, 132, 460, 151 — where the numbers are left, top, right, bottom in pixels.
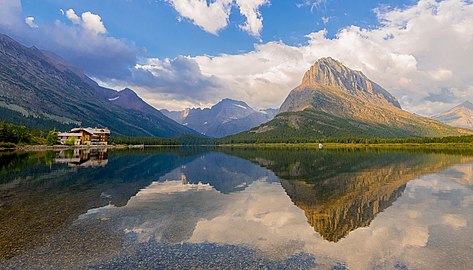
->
57, 127, 110, 145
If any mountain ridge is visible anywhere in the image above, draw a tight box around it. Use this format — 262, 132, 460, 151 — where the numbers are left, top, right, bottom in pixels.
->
433, 101, 473, 130
162, 99, 278, 138
0, 33, 197, 137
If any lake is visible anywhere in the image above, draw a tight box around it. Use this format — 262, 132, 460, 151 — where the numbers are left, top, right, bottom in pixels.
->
1, 147, 473, 269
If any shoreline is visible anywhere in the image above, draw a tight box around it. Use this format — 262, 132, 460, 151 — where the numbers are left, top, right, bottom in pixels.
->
1, 142, 473, 152
213, 142, 473, 149
2, 144, 129, 152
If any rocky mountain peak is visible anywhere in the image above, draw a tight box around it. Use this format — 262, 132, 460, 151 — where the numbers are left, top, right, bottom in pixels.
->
301, 57, 357, 86
284, 57, 401, 112
161, 98, 277, 138
214, 98, 251, 109
458, 101, 473, 110
434, 101, 473, 130
120, 88, 138, 96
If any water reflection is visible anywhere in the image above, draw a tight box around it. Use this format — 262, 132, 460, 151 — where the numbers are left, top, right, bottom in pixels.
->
0, 148, 205, 260
1, 148, 473, 269
54, 149, 108, 167
225, 149, 473, 242
158, 152, 280, 193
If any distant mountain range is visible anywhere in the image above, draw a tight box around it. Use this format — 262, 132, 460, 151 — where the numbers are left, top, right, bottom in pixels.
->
161, 99, 278, 138
433, 101, 473, 130
0, 34, 197, 137
1, 33, 470, 140
229, 57, 471, 141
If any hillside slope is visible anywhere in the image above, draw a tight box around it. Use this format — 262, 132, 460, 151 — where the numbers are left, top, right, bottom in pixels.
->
434, 101, 473, 130
0, 34, 197, 137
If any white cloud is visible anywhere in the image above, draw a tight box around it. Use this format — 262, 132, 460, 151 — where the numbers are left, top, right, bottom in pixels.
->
81, 12, 107, 34
167, 0, 269, 37
166, 0, 233, 35
100, 56, 223, 110
193, 41, 306, 109
236, 0, 269, 37
24, 17, 38, 28
66, 9, 81, 25
429, 68, 453, 81
65, 9, 107, 34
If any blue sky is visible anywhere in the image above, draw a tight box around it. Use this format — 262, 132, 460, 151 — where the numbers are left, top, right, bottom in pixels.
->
1, 0, 472, 114
20, 0, 416, 58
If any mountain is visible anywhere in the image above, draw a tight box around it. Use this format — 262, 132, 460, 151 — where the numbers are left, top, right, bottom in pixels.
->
433, 101, 473, 130
229, 57, 470, 141
161, 99, 278, 138
0, 33, 198, 137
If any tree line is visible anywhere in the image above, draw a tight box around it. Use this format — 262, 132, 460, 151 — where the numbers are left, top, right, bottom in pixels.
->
2, 120, 473, 147
0, 122, 57, 146
216, 135, 473, 145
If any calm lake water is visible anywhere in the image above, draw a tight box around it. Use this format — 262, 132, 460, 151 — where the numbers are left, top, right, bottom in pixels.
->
1, 147, 473, 269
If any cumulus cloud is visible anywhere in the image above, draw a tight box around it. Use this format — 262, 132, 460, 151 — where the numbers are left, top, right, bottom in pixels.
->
167, 0, 269, 37
100, 56, 223, 110
65, 9, 81, 25
24, 17, 38, 28
132, 56, 222, 100
193, 41, 306, 109
425, 88, 459, 103
236, 0, 269, 37
166, 0, 233, 35
80, 12, 107, 34
429, 68, 453, 82
0, 0, 136, 79
133, 56, 221, 95
65, 9, 107, 34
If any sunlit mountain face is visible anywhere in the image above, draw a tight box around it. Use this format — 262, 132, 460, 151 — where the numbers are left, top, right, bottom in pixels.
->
434, 101, 473, 130
2, 148, 473, 269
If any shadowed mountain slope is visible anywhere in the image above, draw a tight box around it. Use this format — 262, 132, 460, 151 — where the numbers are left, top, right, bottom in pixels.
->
0, 34, 197, 137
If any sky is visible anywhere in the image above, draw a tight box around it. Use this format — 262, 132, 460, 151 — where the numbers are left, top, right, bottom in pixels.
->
0, 0, 472, 115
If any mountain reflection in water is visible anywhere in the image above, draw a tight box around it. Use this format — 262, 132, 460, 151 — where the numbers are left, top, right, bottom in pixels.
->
1, 148, 473, 269
225, 149, 473, 242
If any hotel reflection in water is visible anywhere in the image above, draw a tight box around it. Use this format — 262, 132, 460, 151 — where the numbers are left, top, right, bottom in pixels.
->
54, 149, 108, 167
